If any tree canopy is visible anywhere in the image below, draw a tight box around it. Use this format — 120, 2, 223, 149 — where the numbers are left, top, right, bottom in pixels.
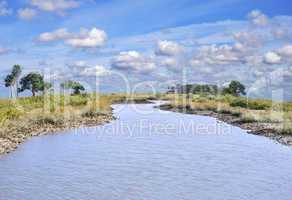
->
18, 72, 50, 96
222, 81, 246, 96
61, 80, 85, 95
4, 65, 22, 98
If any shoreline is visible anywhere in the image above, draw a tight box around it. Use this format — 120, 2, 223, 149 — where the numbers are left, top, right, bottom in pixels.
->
0, 99, 154, 156
159, 103, 292, 147
0, 113, 115, 156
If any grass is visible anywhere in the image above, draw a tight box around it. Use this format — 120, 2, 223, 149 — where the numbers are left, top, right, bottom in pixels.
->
0, 93, 157, 154
162, 93, 292, 135
0, 93, 156, 128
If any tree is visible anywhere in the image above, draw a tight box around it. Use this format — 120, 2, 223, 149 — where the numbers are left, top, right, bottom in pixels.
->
61, 80, 85, 95
18, 73, 45, 96
222, 81, 246, 96
71, 82, 85, 95
4, 65, 22, 98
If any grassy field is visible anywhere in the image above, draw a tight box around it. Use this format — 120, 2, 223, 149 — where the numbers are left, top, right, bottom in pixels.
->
161, 94, 292, 136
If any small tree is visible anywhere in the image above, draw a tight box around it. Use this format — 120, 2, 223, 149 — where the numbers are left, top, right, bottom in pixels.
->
72, 82, 85, 95
222, 81, 246, 96
18, 73, 45, 96
4, 65, 22, 98
61, 80, 85, 95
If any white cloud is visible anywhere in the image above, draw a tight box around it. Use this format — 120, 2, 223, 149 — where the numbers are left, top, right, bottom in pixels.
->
80, 65, 110, 77
278, 45, 292, 57
112, 51, 156, 73
233, 31, 262, 48
264, 51, 281, 64
65, 28, 107, 48
155, 40, 183, 56
161, 58, 177, 67
38, 28, 107, 49
69, 60, 87, 69
245, 55, 263, 67
67, 61, 110, 77
38, 28, 71, 42
18, 8, 38, 20
29, 0, 79, 14
192, 44, 243, 66
0, 0, 12, 16
0, 47, 9, 55
247, 9, 269, 26
160, 57, 180, 71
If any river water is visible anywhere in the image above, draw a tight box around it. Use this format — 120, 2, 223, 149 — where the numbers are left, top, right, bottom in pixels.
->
0, 102, 292, 200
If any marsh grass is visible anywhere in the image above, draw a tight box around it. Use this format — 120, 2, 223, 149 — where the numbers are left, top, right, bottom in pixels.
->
0, 93, 155, 128
163, 94, 292, 135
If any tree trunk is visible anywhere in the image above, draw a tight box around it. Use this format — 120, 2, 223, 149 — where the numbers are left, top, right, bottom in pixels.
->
16, 82, 18, 98
32, 90, 35, 97
12, 84, 16, 100
10, 87, 12, 99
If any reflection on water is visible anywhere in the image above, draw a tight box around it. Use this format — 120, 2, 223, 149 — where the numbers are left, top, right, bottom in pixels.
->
0, 103, 292, 200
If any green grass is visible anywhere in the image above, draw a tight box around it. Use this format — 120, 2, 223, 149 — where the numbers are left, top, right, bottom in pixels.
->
229, 98, 271, 110
161, 93, 292, 135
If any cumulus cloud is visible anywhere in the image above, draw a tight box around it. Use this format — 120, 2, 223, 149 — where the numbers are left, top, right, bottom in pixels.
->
264, 51, 281, 64
65, 28, 107, 48
38, 28, 71, 42
38, 28, 107, 49
249, 67, 292, 100
191, 44, 244, 66
233, 31, 262, 48
155, 40, 183, 56
80, 65, 110, 77
276, 44, 292, 64
68, 61, 110, 77
18, 8, 38, 20
248, 9, 269, 26
0, 0, 12, 16
29, 0, 79, 14
112, 51, 156, 73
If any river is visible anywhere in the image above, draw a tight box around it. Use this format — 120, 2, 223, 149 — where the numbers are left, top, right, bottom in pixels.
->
0, 102, 292, 200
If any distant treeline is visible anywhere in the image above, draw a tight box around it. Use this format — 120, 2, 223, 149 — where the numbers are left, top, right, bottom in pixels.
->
167, 81, 246, 97
168, 84, 218, 95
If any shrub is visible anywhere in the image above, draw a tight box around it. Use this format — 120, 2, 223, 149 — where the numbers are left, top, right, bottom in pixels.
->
81, 110, 106, 118
217, 109, 232, 115
237, 117, 258, 123
230, 98, 270, 110
230, 98, 248, 108
231, 112, 242, 117
34, 115, 64, 126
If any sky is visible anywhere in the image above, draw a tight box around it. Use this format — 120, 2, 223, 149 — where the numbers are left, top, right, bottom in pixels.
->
0, 0, 292, 100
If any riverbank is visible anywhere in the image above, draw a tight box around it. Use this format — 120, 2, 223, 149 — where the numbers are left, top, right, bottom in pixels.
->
0, 94, 154, 155
159, 94, 292, 146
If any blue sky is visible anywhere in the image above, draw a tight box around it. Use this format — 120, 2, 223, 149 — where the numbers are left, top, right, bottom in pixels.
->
0, 0, 292, 99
